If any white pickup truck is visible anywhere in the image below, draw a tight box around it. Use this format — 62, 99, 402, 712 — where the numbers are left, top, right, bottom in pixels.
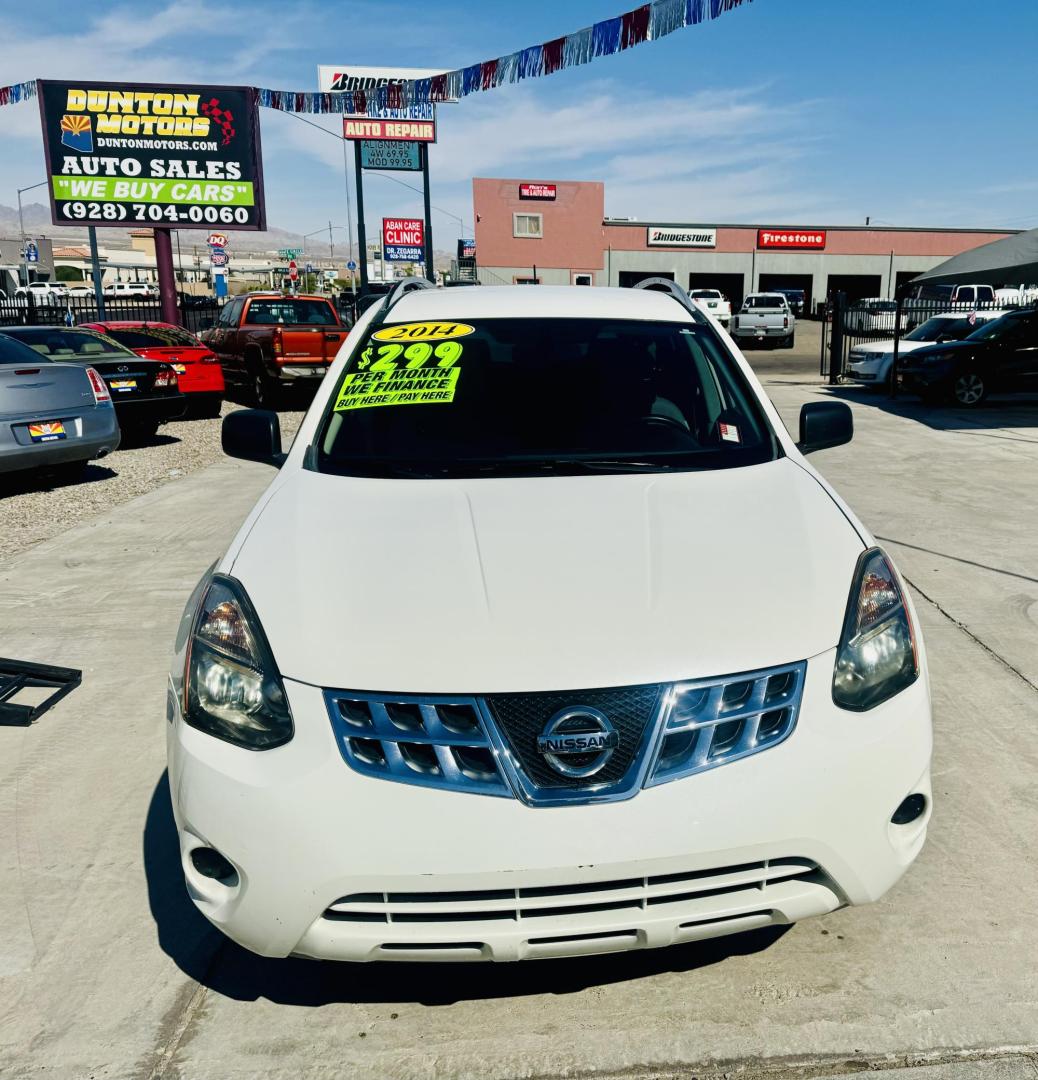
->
730, 292, 795, 349
689, 288, 732, 328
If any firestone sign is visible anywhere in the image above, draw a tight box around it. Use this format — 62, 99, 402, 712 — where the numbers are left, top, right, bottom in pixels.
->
647, 227, 717, 248
757, 229, 827, 250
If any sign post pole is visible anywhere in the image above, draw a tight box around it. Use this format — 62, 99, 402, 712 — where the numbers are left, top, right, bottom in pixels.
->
88, 226, 106, 318
154, 228, 180, 326
354, 140, 368, 293
421, 143, 434, 284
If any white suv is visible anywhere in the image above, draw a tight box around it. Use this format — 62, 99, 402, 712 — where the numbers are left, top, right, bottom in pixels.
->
168, 280, 932, 963
106, 281, 157, 298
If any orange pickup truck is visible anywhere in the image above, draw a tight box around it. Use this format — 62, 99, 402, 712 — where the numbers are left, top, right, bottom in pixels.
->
200, 293, 349, 407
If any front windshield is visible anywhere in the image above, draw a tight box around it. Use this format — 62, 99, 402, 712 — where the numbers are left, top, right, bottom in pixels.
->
966, 314, 1026, 342
316, 318, 778, 478
4, 327, 136, 359
904, 317, 970, 341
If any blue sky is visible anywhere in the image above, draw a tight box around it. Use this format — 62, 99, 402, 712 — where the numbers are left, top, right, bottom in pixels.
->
2, 0, 1037, 255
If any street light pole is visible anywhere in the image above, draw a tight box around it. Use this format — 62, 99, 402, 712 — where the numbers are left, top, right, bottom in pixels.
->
16, 180, 47, 287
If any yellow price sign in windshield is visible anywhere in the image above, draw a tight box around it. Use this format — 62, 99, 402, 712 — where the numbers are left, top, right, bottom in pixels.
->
372, 321, 474, 343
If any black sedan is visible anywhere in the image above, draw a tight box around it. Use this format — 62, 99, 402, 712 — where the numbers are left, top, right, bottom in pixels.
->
898, 310, 1038, 407
1, 326, 186, 440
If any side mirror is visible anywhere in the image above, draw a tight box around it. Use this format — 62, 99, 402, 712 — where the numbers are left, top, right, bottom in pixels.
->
797, 401, 852, 455
222, 409, 284, 467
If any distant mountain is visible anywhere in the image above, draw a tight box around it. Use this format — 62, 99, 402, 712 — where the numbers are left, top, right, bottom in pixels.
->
0, 202, 451, 267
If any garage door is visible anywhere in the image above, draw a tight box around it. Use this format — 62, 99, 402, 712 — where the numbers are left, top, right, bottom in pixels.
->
619, 270, 675, 288
826, 274, 882, 303
688, 272, 745, 310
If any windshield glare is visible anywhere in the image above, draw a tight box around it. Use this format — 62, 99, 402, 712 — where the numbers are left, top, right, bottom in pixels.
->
104, 326, 201, 349
966, 314, 1026, 342
316, 318, 778, 478
904, 317, 972, 341
2, 327, 136, 359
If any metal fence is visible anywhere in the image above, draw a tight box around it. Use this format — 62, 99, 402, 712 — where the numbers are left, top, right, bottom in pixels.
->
0, 295, 225, 335
819, 294, 1026, 380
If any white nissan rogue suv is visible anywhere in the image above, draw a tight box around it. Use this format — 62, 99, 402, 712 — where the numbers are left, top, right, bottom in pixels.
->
167, 280, 932, 963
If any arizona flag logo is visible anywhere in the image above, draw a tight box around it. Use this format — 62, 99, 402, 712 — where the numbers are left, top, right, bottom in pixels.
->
60, 114, 93, 153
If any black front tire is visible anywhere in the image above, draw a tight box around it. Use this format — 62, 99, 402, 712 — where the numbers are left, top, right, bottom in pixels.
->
952, 370, 988, 408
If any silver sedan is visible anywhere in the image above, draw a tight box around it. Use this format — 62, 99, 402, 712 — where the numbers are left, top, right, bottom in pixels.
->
0, 332, 120, 479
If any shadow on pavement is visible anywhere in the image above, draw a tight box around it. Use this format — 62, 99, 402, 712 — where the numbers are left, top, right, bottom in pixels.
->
0, 462, 118, 497
144, 773, 790, 1006
825, 384, 1038, 436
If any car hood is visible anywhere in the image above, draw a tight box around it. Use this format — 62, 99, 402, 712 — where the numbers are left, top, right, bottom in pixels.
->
231, 457, 865, 693
850, 339, 931, 357
900, 340, 979, 364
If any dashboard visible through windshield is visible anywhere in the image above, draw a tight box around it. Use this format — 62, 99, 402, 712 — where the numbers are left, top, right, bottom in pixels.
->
315, 317, 779, 478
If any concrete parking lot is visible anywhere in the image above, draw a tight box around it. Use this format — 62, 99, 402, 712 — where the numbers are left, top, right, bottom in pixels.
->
2, 324, 1037, 1080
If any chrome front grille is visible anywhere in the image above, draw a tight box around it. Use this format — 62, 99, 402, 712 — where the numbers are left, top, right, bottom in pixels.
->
326, 694, 510, 797
323, 857, 822, 924
324, 660, 806, 805
646, 663, 805, 787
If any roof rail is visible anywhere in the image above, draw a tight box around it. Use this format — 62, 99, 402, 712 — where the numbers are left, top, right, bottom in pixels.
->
632, 277, 707, 323
362, 277, 436, 334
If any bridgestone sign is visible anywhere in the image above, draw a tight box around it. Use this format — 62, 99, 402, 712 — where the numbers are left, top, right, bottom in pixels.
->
647, 227, 717, 248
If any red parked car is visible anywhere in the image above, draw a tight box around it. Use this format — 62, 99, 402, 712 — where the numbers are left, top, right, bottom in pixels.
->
80, 321, 224, 418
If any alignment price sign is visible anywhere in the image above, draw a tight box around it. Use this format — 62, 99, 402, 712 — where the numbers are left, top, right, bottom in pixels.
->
38, 80, 266, 230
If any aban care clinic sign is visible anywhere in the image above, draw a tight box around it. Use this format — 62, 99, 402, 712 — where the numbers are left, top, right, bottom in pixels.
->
38, 81, 266, 230
647, 227, 717, 248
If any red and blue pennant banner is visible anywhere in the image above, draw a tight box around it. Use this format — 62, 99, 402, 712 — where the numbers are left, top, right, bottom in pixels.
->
0, 80, 37, 106
255, 0, 752, 113
0, 0, 750, 114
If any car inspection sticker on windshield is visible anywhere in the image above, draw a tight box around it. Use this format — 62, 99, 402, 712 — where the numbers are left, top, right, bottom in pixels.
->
718, 422, 741, 443
334, 338, 465, 411
371, 321, 474, 343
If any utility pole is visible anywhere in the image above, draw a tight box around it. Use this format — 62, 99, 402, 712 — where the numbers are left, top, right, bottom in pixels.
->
354, 140, 368, 292
16, 180, 47, 287
328, 219, 334, 261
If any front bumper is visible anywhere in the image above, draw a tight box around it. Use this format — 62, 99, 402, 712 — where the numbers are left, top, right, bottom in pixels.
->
167, 649, 932, 962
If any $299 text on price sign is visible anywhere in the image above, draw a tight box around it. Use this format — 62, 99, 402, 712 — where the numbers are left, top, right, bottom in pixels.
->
37, 81, 266, 230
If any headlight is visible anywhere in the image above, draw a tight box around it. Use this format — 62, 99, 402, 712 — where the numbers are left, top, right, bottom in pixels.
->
920, 351, 952, 365
184, 575, 294, 749
833, 548, 918, 711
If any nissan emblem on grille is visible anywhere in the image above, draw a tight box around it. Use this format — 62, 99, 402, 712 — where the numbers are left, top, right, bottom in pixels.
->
536, 707, 619, 778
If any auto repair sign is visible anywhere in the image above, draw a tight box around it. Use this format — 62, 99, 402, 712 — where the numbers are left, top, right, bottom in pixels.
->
757, 229, 827, 250
38, 80, 266, 231
383, 217, 424, 262
647, 227, 717, 248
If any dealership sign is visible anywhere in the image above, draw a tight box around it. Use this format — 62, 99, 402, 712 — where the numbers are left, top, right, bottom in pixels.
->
757, 229, 827, 250
647, 227, 717, 248
383, 217, 424, 262
519, 183, 556, 201
38, 80, 266, 231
